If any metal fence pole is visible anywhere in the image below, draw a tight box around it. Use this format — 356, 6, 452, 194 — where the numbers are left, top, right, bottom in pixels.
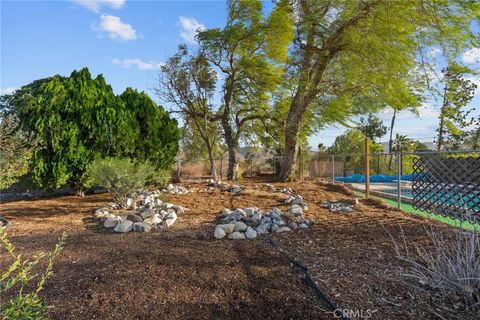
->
396, 153, 401, 209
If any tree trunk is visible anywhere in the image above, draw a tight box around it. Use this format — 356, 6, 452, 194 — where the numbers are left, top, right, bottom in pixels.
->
278, 100, 305, 181
221, 111, 239, 180
437, 86, 448, 151
206, 143, 217, 180
388, 109, 397, 171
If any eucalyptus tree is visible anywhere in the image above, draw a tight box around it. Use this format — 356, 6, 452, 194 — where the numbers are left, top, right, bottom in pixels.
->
277, 0, 480, 180
155, 45, 222, 178
436, 62, 477, 151
196, 0, 293, 180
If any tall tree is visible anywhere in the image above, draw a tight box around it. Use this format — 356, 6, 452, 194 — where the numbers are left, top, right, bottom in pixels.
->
278, 0, 480, 180
436, 62, 477, 151
197, 0, 293, 179
155, 45, 221, 178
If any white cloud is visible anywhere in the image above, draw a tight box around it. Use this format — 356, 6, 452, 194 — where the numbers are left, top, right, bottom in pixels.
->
179, 16, 205, 44
378, 103, 439, 121
427, 47, 442, 59
462, 48, 480, 64
0, 87, 16, 95
95, 14, 137, 41
72, 0, 125, 13
112, 58, 163, 70
465, 75, 480, 95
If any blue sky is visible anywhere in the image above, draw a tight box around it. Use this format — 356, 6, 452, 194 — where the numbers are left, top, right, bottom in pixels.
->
1, 0, 479, 148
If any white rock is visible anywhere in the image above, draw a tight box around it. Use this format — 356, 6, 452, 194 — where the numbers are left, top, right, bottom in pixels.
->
133, 222, 152, 232
234, 221, 248, 232
275, 226, 291, 233
94, 209, 107, 219
165, 211, 177, 227
217, 224, 235, 234
256, 223, 270, 235
214, 227, 227, 239
126, 197, 134, 207
244, 208, 255, 216
151, 213, 162, 224
233, 209, 247, 220
104, 217, 121, 228
292, 195, 304, 205
114, 220, 133, 233
228, 231, 246, 240
230, 185, 242, 193
252, 212, 262, 222
299, 223, 308, 229
291, 204, 303, 217
245, 227, 257, 239
221, 208, 233, 217
284, 196, 295, 204
172, 205, 185, 214
140, 209, 155, 219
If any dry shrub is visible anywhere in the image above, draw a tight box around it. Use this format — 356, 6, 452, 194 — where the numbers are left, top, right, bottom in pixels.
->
387, 226, 480, 319
180, 162, 210, 177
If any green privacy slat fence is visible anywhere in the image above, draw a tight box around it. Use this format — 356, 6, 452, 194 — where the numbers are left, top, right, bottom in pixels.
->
412, 153, 480, 223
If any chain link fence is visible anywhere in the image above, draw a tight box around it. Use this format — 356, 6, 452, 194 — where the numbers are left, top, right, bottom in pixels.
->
174, 150, 479, 223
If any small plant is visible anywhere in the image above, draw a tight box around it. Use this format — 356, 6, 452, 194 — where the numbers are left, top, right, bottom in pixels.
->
90, 157, 170, 208
387, 226, 480, 319
0, 229, 67, 319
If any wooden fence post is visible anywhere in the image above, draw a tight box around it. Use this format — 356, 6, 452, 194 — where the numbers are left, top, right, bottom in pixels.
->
364, 137, 370, 198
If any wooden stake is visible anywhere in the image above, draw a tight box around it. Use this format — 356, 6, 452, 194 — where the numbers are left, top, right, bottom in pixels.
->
364, 137, 370, 198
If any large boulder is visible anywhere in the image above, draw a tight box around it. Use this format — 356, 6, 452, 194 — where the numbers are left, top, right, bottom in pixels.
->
114, 220, 133, 233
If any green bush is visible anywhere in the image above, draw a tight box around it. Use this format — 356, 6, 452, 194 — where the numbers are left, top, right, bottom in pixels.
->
2, 68, 180, 194
0, 229, 67, 319
90, 157, 169, 208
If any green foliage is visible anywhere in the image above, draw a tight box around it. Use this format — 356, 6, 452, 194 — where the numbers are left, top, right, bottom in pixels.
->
3, 68, 179, 193
0, 229, 67, 320
436, 62, 477, 151
119, 88, 180, 170
90, 157, 167, 208
357, 114, 387, 142
196, 0, 293, 179
0, 112, 32, 189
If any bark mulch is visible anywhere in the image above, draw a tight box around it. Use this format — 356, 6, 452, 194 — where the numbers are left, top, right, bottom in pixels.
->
0, 178, 454, 319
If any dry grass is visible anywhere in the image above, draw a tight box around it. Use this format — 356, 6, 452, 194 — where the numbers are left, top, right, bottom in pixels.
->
388, 226, 480, 319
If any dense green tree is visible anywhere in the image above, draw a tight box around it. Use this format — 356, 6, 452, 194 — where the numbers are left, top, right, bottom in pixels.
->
278, 0, 480, 180
197, 0, 293, 180
436, 62, 477, 151
0, 112, 33, 189
357, 114, 387, 142
3, 69, 179, 194
119, 88, 180, 170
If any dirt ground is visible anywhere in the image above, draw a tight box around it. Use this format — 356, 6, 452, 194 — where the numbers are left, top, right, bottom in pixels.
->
0, 178, 455, 319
